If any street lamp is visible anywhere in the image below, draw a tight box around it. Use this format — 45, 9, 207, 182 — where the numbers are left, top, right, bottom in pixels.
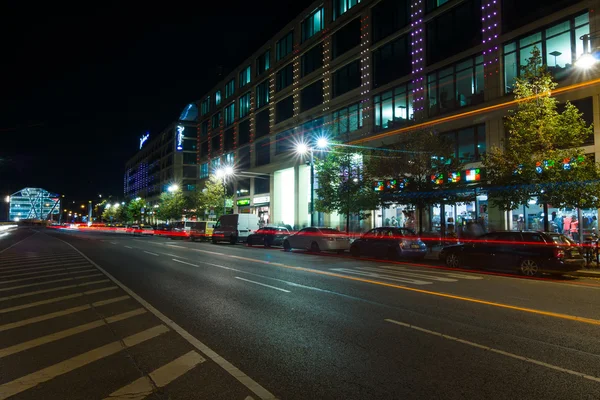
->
295, 137, 329, 227
576, 33, 599, 70
167, 184, 179, 193
216, 166, 235, 216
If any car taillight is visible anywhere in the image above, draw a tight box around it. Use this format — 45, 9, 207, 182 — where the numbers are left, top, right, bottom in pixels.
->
554, 248, 565, 258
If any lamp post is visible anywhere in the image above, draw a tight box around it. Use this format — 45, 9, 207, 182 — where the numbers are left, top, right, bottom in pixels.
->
575, 33, 599, 69
216, 166, 234, 216
295, 137, 329, 227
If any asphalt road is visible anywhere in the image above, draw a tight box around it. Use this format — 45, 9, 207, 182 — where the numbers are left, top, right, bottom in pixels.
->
1, 227, 600, 399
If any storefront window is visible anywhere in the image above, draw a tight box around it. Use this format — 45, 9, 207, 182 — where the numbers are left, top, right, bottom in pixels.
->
373, 82, 413, 131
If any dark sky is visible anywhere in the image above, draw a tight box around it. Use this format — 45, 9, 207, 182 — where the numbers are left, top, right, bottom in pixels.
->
0, 3, 313, 202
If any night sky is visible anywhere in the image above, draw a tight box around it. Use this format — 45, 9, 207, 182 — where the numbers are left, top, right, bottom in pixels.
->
0, 3, 313, 203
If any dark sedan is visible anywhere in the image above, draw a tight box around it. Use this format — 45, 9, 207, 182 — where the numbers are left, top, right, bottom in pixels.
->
350, 227, 427, 260
246, 227, 290, 248
439, 231, 585, 276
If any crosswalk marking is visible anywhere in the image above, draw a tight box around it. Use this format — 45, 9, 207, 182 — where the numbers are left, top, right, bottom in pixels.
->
104, 351, 206, 400
0, 325, 170, 399
0, 269, 100, 285
0, 273, 104, 293
0, 308, 146, 359
0, 279, 110, 302
0, 265, 93, 279
0, 258, 86, 269
0, 295, 130, 332
0, 254, 83, 263
331, 268, 432, 285
0, 259, 89, 271
0, 262, 91, 274
0, 286, 118, 314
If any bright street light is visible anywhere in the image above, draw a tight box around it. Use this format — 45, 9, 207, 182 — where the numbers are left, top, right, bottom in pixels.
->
295, 143, 309, 155
316, 137, 329, 149
135, 197, 141, 201
224, 165, 234, 175
105, 204, 111, 209
576, 53, 597, 69
168, 184, 179, 193
4, 196, 9, 203
113, 203, 120, 208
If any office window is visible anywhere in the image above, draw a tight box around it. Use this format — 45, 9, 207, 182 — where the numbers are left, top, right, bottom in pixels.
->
302, 8, 324, 42
300, 80, 324, 111
225, 152, 234, 165
200, 163, 209, 179
224, 102, 235, 127
372, 0, 410, 43
333, 18, 361, 59
211, 112, 221, 129
182, 139, 196, 151
333, 60, 360, 97
373, 82, 414, 132
275, 128, 295, 154
211, 157, 221, 171
200, 141, 209, 158
256, 50, 271, 75
201, 97, 210, 116
503, 12, 589, 92
442, 124, 486, 162
502, 0, 574, 32
254, 176, 270, 194
183, 152, 197, 165
239, 66, 251, 88
211, 135, 220, 155
426, 0, 481, 65
183, 166, 197, 179
333, 0, 361, 20
215, 90, 222, 106
225, 79, 235, 99
426, 0, 450, 13
239, 92, 251, 119
332, 103, 363, 136
256, 80, 270, 109
301, 43, 323, 77
237, 178, 250, 196
256, 109, 270, 138
224, 128, 234, 151
255, 139, 270, 166
276, 96, 294, 123
238, 119, 250, 145
239, 146, 251, 169
427, 55, 484, 117
276, 31, 293, 61
200, 120, 208, 138
373, 35, 410, 87
276, 63, 294, 92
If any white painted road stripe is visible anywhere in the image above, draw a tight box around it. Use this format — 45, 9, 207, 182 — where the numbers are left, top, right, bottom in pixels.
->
356, 266, 457, 282
235, 277, 291, 293
0, 308, 146, 358
331, 268, 432, 285
0, 273, 104, 293
0, 325, 169, 399
164, 253, 187, 259
0, 279, 110, 302
0, 269, 99, 285
143, 251, 159, 257
0, 257, 85, 269
124, 246, 133, 249
385, 319, 600, 383
0, 296, 130, 332
0, 261, 91, 273
376, 265, 484, 280
103, 351, 206, 400
0, 286, 118, 314
59, 237, 277, 400
0, 265, 93, 279
110, 242, 117, 244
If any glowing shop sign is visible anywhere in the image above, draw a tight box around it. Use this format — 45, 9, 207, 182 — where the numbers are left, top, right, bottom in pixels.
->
465, 168, 481, 182
374, 181, 385, 192
449, 171, 461, 183
176, 126, 185, 151
236, 199, 251, 206
139, 133, 150, 149
253, 195, 270, 204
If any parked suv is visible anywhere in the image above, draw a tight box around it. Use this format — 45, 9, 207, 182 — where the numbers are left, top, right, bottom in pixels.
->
439, 231, 585, 276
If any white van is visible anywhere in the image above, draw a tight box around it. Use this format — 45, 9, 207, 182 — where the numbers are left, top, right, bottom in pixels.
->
212, 214, 260, 244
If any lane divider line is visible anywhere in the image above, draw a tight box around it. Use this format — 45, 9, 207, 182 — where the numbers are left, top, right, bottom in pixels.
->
143, 251, 159, 257
56, 236, 278, 400
235, 277, 291, 293
124, 246, 133, 249
385, 318, 600, 383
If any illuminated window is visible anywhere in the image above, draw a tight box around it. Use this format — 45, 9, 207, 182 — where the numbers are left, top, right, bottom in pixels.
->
201, 97, 210, 116
373, 82, 414, 132
225, 152, 234, 165
276, 63, 293, 92
211, 112, 221, 129
256, 80, 270, 109
441, 124, 486, 162
256, 50, 270, 75
302, 8, 324, 43
332, 103, 363, 136
211, 158, 221, 171
215, 90, 222, 106
239, 92, 251, 119
200, 163, 209, 179
225, 79, 235, 99
239, 66, 251, 88
224, 103, 235, 127
276, 31, 293, 61
333, 0, 361, 20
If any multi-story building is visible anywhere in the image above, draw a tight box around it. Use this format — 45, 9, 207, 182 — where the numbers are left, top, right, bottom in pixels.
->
8, 187, 61, 222
124, 103, 199, 203
196, 0, 600, 233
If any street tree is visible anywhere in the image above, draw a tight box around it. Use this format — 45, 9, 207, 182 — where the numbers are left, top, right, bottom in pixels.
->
156, 190, 188, 222
127, 198, 147, 224
314, 147, 380, 232
195, 175, 231, 219
483, 46, 599, 213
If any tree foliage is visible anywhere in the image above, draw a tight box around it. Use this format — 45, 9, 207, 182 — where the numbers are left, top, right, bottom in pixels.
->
127, 198, 147, 223
483, 46, 599, 210
156, 191, 188, 222
194, 175, 231, 219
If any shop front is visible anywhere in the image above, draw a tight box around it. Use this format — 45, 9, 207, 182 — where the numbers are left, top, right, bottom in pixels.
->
253, 195, 270, 227
236, 198, 251, 214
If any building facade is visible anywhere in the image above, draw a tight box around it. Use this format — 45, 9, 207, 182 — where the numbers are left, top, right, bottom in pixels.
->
8, 188, 61, 222
124, 104, 200, 203
196, 0, 600, 234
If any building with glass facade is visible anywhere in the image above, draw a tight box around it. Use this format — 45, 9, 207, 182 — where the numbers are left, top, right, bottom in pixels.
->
195, 0, 600, 235
9, 188, 61, 222
124, 103, 200, 203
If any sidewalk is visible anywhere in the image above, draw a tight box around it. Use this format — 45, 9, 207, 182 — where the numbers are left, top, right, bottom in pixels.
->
424, 247, 600, 278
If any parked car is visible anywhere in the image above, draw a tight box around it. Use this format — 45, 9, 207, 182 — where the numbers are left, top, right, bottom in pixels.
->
283, 227, 350, 253
350, 227, 427, 260
439, 231, 585, 276
212, 214, 260, 244
247, 226, 290, 247
189, 221, 216, 241
130, 225, 154, 236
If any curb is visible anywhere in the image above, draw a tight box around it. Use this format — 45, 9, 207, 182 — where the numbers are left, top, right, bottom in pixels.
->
569, 270, 600, 278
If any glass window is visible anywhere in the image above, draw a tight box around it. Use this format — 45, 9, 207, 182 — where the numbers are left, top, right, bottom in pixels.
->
224, 103, 235, 127
333, 0, 361, 20
239, 66, 251, 88
256, 50, 271, 76
457, 127, 476, 162
276, 31, 293, 61
239, 146, 250, 169
372, 0, 410, 43
183, 152, 197, 165
201, 97, 210, 116
333, 60, 360, 97
256, 80, 270, 109
225, 152, 234, 165
373, 82, 413, 132
300, 80, 324, 111
373, 34, 410, 87
224, 128, 234, 151
211, 112, 221, 129
211, 135, 220, 154
237, 178, 250, 196
302, 7, 324, 42
200, 141, 209, 158
225, 79, 235, 99
426, 0, 450, 13
502, 0, 575, 32
211, 157, 221, 172
255, 176, 270, 194
256, 109, 270, 138
276, 96, 294, 123
182, 139, 196, 151
302, 43, 324, 77
238, 120, 250, 145
200, 163, 209, 179
200, 120, 209, 138
332, 103, 363, 136
239, 92, 251, 119
276, 63, 294, 92
215, 90, 221, 106
276, 128, 295, 154
332, 18, 361, 60
255, 139, 270, 166
477, 125, 486, 159
441, 124, 486, 162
